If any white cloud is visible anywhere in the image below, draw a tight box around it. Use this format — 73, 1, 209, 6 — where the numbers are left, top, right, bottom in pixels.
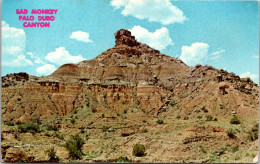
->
36, 64, 57, 75
27, 52, 44, 64
2, 46, 23, 56
209, 49, 225, 60
3, 55, 33, 67
110, 0, 187, 25
240, 72, 259, 81
129, 26, 173, 50
45, 47, 86, 65
252, 55, 259, 59
70, 31, 93, 43
180, 42, 209, 66
2, 21, 33, 67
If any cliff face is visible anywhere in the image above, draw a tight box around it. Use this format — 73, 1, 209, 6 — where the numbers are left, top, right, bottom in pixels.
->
1, 29, 259, 123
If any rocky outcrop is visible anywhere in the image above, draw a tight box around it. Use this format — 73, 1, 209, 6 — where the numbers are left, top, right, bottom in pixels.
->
1, 29, 259, 122
1, 72, 29, 88
3, 148, 33, 162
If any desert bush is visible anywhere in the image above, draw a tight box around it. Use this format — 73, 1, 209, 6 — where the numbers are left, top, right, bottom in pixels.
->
197, 115, 202, 119
47, 124, 59, 131
73, 109, 77, 114
231, 145, 239, 152
32, 118, 41, 125
132, 144, 145, 157
141, 128, 148, 133
156, 119, 164, 124
227, 128, 236, 139
91, 108, 97, 113
230, 117, 240, 124
70, 118, 75, 124
5, 120, 14, 126
115, 156, 131, 163
183, 116, 189, 120
64, 134, 85, 159
213, 118, 218, 121
248, 123, 259, 141
201, 106, 208, 113
176, 115, 181, 119
18, 122, 40, 133
55, 132, 64, 140
102, 126, 110, 132
45, 147, 59, 161
206, 115, 213, 121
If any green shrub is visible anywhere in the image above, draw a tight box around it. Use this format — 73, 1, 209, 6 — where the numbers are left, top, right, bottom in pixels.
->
183, 116, 189, 120
47, 124, 59, 131
70, 118, 75, 124
248, 123, 259, 141
32, 118, 41, 125
64, 134, 85, 159
201, 106, 208, 113
156, 119, 164, 124
45, 147, 59, 161
227, 129, 236, 139
91, 108, 97, 113
141, 128, 148, 133
115, 156, 131, 163
102, 126, 110, 132
230, 116, 240, 124
231, 145, 239, 152
5, 120, 14, 126
132, 144, 145, 157
18, 122, 40, 133
55, 132, 64, 140
73, 109, 77, 114
206, 115, 213, 121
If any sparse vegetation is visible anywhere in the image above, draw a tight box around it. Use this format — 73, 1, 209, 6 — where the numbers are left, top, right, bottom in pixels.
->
141, 128, 148, 133
201, 106, 208, 113
47, 124, 59, 131
45, 147, 59, 161
206, 115, 213, 121
133, 144, 145, 157
55, 132, 64, 140
70, 118, 75, 124
227, 128, 236, 139
156, 119, 164, 124
179, 93, 188, 99
248, 123, 259, 141
183, 116, 189, 120
91, 108, 97, 113
5, 120, 15, 126
231, 145, 239, 152
176, 115, 181, 119
230, 116, 241, 124
213, 118, 218, 121
102, 126, 110, 132
64, 134, 85, 159
115, 156, 131, 163
197, 115, 202, 119
18, 122, 40, 133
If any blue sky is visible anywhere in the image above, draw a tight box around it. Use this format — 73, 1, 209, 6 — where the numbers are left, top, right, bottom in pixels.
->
2, 0, 259, 83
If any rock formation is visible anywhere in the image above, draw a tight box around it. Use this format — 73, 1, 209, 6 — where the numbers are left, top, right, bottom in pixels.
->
1, 29, 259, 123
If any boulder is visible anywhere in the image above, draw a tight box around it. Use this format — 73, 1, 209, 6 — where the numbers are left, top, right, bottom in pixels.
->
4, 148, 33, 162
